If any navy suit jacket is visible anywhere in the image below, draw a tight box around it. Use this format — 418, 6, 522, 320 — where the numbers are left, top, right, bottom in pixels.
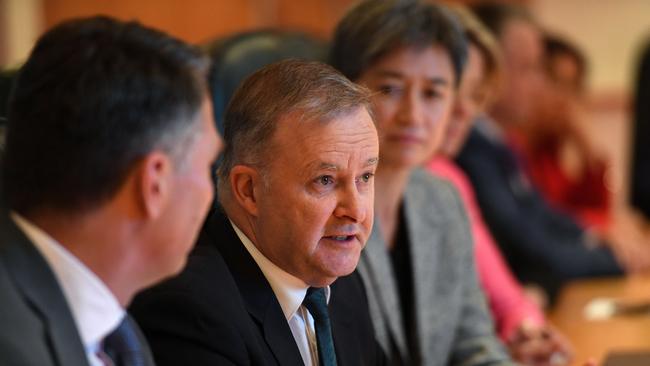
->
130, 208, 385, 366
456, 122, 622, 298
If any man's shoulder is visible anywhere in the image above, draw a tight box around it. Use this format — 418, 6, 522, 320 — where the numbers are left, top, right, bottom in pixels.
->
131, 230, 244, 320
129, 212, 302, 366
142, 208, 248, 300
129, 227, 264, 365
0, 256, 43, 336
0, 214, 88, 366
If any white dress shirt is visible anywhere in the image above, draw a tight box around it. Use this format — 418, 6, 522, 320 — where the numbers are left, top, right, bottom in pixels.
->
231, 221, 330, 366
11, 212, 125, 366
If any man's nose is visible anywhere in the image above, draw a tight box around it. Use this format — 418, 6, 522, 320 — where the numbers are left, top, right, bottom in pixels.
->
333, 183, 367, 223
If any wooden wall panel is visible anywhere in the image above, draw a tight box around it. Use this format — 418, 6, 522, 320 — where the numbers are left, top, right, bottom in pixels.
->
43, 0, 267, 44
41, 0, 534, 50
276, 0, 354, 39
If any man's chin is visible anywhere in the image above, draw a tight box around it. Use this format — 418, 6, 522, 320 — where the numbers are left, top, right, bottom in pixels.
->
306, 260, 359, 287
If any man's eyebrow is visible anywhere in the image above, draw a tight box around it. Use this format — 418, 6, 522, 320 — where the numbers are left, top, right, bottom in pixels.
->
317, 162, 339, 171
306, 157, 379, 172
365, 157, 379, 167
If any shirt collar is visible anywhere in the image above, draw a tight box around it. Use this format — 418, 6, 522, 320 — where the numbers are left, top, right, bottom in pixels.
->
230, 221, 330, 320
11, 212, 125, 349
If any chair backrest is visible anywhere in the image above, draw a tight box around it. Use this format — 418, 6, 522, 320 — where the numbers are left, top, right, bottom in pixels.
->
204, 29, 328, 134
0, 69, 17, 151
631, 39, 650, 218
0, 69, 17, 115
202, 30, 327, 206
0, 69, 14, 207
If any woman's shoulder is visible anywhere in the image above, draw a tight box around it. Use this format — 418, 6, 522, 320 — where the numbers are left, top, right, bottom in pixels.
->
409, 168, 463, 207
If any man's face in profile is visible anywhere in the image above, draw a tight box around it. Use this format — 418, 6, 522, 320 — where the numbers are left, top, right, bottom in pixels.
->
145, 99, 222, 281
253, 107, 379, 287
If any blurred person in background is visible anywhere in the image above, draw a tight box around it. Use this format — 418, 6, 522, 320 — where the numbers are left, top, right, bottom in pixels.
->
456, 2, 625, 303
331, 1, 513, 365
521, 34, 610, 232
429, 5, 571, 365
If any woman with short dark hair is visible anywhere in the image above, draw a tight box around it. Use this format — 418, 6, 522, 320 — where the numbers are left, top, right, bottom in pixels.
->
331, 1, 512, 365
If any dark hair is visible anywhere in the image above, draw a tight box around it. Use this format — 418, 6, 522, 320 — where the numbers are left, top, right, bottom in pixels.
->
471, 2, 535, 37
329, 0, 467, 85
3, 16, 209, 215
544, 34, 587, 91
218, 59, 371, 185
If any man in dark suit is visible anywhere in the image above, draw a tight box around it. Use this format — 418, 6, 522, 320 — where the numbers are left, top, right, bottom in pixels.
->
457, 118, 622, 300
131, 60, 385, 366
0, 16, 221, 365
457, 4, 622, 301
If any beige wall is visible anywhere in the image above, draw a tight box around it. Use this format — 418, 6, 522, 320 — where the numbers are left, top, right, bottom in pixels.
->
1, 0, 644, 201
531, 0, 650, 204
0, 0, 357, 69
533, 0, 650, 95
2, 0, 42, 68
5, 0, 649, 95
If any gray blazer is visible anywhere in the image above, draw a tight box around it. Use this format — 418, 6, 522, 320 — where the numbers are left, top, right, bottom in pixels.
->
0, 211, 154, 366
357, 169, 513, 366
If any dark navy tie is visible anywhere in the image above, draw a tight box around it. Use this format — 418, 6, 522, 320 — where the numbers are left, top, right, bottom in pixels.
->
102, 317, 148, 366
302, 287, 338, 366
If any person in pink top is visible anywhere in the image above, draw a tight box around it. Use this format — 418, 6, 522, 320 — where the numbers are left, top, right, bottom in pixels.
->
427, 5, 571, 365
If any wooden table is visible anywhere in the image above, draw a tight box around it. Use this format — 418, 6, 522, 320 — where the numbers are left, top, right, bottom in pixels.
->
549, 273, 650, 365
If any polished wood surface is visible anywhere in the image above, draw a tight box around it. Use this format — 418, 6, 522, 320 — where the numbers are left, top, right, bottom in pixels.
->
549, 274, 650, 365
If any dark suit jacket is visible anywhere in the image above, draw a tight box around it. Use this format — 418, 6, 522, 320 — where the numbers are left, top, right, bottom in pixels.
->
130, 208, 385, 366
0, 211, 155, 366
0, 211, 88, 366
0, 211, 89, 366
456, 121, 623, 299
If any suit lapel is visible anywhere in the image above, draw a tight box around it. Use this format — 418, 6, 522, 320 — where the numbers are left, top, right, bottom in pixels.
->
329, 280, 359, 366
360, 216, 408, 358
207, 210, 304, 366
0, 212, 89, 366
404, 170, 445, 362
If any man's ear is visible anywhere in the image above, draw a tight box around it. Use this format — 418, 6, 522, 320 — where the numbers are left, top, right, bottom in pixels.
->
138, 151, 173, 219
229, 165, 263, 217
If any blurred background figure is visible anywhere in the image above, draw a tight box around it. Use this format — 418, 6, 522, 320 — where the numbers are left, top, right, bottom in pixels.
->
456, 2, 624, 303
429, 5, 571, 365
331, 1, 513, 364
522, 34, 611, 232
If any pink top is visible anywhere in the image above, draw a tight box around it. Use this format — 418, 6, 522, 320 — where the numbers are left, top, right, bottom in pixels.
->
427, 157, 545, 340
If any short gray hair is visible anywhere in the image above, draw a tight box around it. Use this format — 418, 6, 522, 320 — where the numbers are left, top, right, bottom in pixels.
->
217, 59, 372, 185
